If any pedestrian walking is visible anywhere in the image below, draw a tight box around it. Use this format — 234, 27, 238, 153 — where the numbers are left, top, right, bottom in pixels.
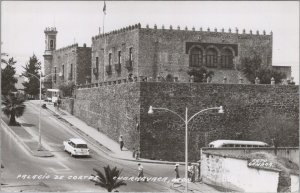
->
57, 96, 61, 110
119, 135, 124, 151
132, 148, 136, 158
135, 148, 140, 160
175, 163, 180, 179
137, 163, 144, 182
188, 163, 193, 182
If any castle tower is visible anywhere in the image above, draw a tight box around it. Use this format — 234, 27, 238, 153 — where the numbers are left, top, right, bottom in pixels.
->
43, 27, 57, 89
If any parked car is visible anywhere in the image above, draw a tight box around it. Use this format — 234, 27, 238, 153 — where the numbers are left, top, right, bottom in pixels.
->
63, 138, 90, 157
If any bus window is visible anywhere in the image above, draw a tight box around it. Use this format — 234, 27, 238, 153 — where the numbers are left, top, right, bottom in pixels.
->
241, 145, 246, 147
235, 145, 241, 147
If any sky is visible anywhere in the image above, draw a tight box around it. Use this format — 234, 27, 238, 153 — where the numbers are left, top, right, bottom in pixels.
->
1, 1, 299, 83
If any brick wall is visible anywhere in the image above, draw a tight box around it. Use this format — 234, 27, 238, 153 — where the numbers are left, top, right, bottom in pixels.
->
72, 82, 298, 162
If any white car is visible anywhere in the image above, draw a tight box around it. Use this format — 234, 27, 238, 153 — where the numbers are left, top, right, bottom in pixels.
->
63, 138, 90, 157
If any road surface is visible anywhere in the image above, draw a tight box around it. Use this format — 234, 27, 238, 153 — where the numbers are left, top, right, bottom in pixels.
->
1, 101, 184, 192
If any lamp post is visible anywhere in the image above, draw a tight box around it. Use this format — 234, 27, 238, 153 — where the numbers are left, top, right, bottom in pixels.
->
24, 72, 61, 150
148, 105, 224, 193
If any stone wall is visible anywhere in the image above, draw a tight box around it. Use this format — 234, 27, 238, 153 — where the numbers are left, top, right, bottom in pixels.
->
72, 82, 298, 162
77, 46, 92, 85
90, 24, 274, 84
91, 28, 140, 83
138, 27, 272, 83
74, 83, 141, 150
139, 82, 298, 161
52, 44, 78, 88
61, 98, 74, 115
51, 44, 91, 89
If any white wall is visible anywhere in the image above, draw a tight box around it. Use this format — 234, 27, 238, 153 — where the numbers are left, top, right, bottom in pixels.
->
291, 174, 299, 193
201, 153, 279, 192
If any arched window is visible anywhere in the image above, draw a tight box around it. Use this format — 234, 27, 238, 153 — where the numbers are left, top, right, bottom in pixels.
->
189, 47, 203, 67
50, 40, 54, 49
205, 48, 218, 67
221, 49, 234, 68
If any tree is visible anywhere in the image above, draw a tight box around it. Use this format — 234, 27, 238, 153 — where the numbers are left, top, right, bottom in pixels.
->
91, 165, 126, 192
2, 93, 26, 126
256, 67, 286, 84
249, 109, 298, 147
22, 54, 41, 97
240, 55, 286, 84
1, 53, 8, 66
187, 67, 214, 82
58, 81, 75, 97
1, 57, 18, 96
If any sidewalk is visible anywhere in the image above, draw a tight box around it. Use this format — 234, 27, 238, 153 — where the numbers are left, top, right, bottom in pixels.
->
1, 117, 53, 157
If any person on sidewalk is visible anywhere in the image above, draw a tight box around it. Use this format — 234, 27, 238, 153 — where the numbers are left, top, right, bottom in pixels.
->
188, 162, 193, 182
119, 135, 124, 151
137, 163, 145, 182
135, 148, 140, 160
175, 163, 180, 179
132, 148, 136, 158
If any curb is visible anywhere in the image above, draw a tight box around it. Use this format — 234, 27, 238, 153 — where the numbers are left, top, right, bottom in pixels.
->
43, 104, 186, 166
1, 119, 54, 158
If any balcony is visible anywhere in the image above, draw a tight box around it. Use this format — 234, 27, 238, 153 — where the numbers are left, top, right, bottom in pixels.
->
68, 73, 73, 81
93, 67, 98, 75
125, 60, 133, 71
105, 65, 112, 74
115, 63, 121, 72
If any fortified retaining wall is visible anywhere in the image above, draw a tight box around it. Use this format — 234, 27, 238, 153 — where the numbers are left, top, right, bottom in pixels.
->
72, 82, 298, 161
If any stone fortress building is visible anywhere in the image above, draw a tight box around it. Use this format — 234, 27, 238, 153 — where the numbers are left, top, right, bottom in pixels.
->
43, 27, 91, 90
90, 23, 291, 84
43, 24, 297, 162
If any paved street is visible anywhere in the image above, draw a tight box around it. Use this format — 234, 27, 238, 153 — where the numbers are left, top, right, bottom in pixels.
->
2, 101, 198, 192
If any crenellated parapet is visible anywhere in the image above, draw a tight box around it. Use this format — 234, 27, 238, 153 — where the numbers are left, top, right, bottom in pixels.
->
44, 27, 57, 33
91, 23, 273, 43
54, 43, 78, 53
92, 23, 142, 41
139, 24, 272, 37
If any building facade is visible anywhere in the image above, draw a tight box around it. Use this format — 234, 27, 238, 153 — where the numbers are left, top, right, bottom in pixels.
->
90, 23, 289, 84
43, 27, 92, 89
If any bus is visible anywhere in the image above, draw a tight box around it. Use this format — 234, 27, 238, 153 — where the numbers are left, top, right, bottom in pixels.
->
208, 140, 269, 148
45, 89, 60, 103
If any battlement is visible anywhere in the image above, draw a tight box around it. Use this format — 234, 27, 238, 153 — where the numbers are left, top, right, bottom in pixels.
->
91, 23, 272, 41
44, 27, 57, 33
142, 24, 272, 37
54, 43, 78, 53
92, 23, 142, 41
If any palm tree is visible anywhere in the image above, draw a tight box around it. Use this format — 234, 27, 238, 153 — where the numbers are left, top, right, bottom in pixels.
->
2, 93, 26, 126
91, 165, 127, 192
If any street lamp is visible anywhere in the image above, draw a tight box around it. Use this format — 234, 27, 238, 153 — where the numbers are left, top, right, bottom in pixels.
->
24, 72, 61, 151
148, 105, 224, 193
